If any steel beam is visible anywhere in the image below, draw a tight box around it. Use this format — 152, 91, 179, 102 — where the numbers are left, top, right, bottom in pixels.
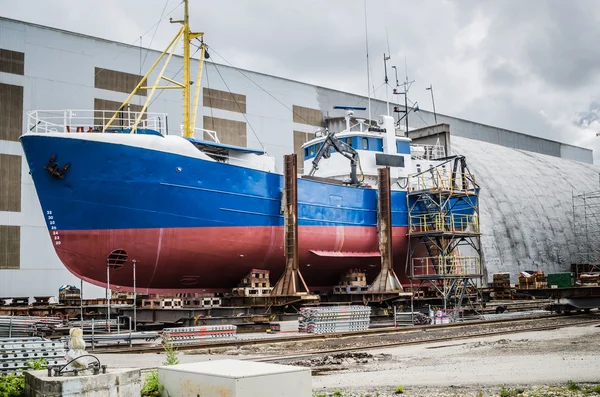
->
271, 154, 310, 296
368, 166, 403, 293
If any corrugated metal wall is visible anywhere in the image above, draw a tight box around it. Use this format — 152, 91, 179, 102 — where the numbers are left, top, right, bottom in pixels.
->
452, 136, 600, 283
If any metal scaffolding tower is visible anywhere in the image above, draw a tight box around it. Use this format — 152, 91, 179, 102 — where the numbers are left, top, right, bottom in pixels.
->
405, 156, 483, 318
572, 189, 600, 274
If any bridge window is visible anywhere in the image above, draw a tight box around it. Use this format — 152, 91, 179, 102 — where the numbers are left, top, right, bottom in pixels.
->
362, 138, 369, 150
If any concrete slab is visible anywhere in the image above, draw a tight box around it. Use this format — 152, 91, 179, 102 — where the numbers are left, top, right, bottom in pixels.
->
24, 367, 140, 397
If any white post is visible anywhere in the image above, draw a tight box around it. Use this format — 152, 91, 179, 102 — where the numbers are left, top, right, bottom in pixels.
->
106, 261, 111, 333
133, 259, 137, 332
80, 279, 83, 325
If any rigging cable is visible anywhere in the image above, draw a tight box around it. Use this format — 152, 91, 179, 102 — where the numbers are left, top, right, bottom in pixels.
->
206, 45, 315, 127
211, 61, 276, 171
66, 1, 183, 103
204, 60, 215, 133
147, 44, 201, 110
141, 0, 172, 69
406, 97, 430, 127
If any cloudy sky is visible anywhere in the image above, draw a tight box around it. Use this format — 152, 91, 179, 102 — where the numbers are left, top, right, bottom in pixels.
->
3, 0, 600, 161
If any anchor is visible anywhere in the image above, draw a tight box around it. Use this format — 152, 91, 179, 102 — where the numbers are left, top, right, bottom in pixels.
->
44, 155, 70, 179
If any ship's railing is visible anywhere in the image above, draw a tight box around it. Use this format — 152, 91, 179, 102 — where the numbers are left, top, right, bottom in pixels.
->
26, 109, 168, 135
409, 213, 479, 234
408, 170, 477, 194
188, 127, 220, 143
411, 256, 482, 278
410, 144, 446, 160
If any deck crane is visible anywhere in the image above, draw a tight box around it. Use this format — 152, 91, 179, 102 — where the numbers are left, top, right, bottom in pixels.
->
308, 128, 362, 186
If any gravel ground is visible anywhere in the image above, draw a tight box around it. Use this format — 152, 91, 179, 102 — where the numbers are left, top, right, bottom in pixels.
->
299, 323, 600, 396
96, 317, 600, 396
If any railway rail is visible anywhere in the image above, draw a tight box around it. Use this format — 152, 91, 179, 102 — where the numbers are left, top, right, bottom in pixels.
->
94, 312, 598, 355
255, 316, 599, 364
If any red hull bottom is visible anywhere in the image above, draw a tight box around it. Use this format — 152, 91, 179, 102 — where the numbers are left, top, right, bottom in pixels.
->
52, 226, 410, 294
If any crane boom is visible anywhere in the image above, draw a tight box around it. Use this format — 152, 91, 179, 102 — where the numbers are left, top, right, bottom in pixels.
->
308, 129, 361, 186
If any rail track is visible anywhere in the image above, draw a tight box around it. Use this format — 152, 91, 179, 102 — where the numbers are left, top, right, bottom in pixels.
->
94, 312, 598, 355
254, 315, 599, 364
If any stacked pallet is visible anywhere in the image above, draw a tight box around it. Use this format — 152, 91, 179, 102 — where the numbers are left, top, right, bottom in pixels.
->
518, 271, 548, 290
580, 273, 600, 286
298, 306, 371, 334
493, 273, 513, 299
162, 325, 237, 345
333, 269, 369, 294
232, 269, 273, 297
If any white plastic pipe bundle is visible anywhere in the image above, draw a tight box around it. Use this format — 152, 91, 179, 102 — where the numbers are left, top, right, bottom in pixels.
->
162, 324, 237, 345
298, 306, 371, 334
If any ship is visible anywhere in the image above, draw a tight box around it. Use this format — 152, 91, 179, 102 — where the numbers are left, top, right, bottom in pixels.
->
19, 1, 480, 293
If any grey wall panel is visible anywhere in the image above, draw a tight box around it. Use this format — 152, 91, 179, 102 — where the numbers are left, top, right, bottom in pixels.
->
452, 136, 600, 283
561, 144, 594, 164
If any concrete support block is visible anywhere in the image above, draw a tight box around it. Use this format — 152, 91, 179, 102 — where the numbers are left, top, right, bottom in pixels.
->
24, 368, 141, 397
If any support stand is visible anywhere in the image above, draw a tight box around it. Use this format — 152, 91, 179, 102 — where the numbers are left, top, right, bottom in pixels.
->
368, 166, 403, 293
271, 154, 310, 297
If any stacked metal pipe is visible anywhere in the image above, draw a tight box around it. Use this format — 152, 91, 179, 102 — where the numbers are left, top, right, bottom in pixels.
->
63, 319, 118, 332
298, 306, 371, 334
0, 316, 63, 338
0, 337, 67, 374
162, 325, 237, 345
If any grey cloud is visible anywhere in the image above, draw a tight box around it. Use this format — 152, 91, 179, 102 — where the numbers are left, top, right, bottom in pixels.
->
2, 0, 600, 162
575, 99, 600, 129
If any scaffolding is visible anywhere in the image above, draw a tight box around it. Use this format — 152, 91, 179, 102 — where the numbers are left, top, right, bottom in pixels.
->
406, 156, 483, 319
572, 189, 600, 275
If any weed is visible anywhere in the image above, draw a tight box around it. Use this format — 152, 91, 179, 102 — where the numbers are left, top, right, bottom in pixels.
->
161, 334, 179, 366
567, 380, 580, 391
141, 370, 163, 397
395, 385, 405, 394
0, 373, 25, 397
141, 333, 180, 396
26, 358, 48, 371
499, 386, 510, 397
0, 358, 47, 397
332, 389, 343, 397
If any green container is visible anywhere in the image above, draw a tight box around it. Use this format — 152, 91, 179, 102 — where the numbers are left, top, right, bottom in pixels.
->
547, 272, 575, 288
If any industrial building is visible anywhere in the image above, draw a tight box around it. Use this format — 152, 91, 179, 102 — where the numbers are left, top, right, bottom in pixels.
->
1, 16, 598, 299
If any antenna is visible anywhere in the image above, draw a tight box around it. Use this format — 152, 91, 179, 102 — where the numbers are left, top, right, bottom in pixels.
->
364, 0, 372, 124
383, 53, 391, 116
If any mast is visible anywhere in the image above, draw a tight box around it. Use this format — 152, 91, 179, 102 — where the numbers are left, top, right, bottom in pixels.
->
183, 0, 191, 137
364, 0, 371, 124
103, 0, 205, 138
